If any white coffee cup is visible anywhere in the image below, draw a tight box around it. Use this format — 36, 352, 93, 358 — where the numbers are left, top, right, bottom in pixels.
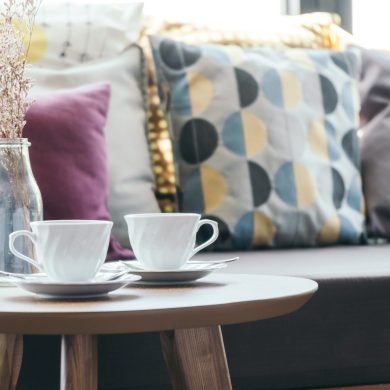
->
124, 213, 219, 271
9, 220, 113, 283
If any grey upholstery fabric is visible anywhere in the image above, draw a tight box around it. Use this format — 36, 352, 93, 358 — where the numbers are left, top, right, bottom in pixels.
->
360, 48, 390, 238
203, 244, 390, 279
18, 245, 390, 389
206, 246, 390, 388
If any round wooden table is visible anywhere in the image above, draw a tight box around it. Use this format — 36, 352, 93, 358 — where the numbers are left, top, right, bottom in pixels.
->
0, 273, 317, 390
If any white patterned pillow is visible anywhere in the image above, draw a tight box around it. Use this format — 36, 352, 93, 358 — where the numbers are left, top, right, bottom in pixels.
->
27, 2, 161, 249
29, 1, 143, 66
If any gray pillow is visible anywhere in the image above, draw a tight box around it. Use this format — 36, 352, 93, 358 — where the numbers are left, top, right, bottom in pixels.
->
360, 48, 390, 237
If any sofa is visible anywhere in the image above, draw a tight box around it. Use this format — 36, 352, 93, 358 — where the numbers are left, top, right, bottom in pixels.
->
12, 3, 390, 390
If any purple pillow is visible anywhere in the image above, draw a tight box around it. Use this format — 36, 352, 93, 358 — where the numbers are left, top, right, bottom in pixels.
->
23, 83, 134, 261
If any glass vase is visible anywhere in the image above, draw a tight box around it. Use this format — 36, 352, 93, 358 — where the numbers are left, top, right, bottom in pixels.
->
0, 138, 43, 273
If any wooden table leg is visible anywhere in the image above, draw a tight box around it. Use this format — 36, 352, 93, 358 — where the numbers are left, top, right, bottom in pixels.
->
160, 325, 232, 390
0, 334, 23, 390
60, 335, 97, 390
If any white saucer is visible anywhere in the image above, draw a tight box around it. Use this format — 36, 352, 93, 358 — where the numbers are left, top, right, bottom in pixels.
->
0, 272, 45, 287
118, 261, 226, 285
14, 275, 141, 298
0, 278, 16, 287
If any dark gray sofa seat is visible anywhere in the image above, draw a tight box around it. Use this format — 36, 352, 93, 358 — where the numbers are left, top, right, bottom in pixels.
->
17, 245, 390, 389
208, 245, 390, 389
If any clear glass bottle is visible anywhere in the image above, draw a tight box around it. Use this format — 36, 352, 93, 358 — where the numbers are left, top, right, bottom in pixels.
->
0, 138, 42, 273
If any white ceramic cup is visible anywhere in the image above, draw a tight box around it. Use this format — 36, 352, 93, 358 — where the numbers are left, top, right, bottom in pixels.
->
9, 220, 113, 282
124, 213, 219, 270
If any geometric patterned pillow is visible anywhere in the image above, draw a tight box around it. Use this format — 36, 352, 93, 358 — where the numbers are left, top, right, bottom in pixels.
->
141, 12, 352, 213
150, 35, 365, 249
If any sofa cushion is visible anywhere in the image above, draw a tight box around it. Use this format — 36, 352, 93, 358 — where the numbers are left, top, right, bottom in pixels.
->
27, 2, 161, 249
29, 1, 143, 66
197, 244, 390, 279
209, 245, 390, 389
23, 83, 133, 261
150, 36, 365, 249
359, 48, 390, 239
27, 45, 161, 249
141, 12, 350, 212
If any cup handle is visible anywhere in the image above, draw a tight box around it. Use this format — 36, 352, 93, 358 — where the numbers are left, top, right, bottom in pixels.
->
191, 219, 219, 257
9, 230, 41, 270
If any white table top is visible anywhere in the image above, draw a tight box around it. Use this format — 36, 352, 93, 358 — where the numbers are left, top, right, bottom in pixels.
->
0, 273, 318, 334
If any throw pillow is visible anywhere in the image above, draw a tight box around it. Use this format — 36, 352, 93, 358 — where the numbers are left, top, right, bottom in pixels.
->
23, 83, 134, 261
140, 12, 352, 212
150, 35, 365, 249
26, 45, 161, 248
27, 1, 161, 248
359, 48, 390, 238
143, 12, 344, 49
29, 1, 143, 66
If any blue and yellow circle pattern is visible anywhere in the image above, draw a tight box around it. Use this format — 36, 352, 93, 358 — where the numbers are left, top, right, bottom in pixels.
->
151, 37, 364, 248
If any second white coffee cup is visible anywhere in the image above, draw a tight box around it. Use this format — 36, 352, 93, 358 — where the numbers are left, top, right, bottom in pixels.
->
124, 213, 219, 271
9, 220, 113, 283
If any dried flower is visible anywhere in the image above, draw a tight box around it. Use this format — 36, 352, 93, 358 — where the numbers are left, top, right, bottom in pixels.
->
0, 0, 41, 139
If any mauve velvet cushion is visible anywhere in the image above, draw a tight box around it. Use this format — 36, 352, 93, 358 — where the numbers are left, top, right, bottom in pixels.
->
359, 48, 390, 237
23, 83, 134, 261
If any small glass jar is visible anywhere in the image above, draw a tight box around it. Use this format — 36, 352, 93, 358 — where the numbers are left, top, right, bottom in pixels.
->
0, 138, 43, 273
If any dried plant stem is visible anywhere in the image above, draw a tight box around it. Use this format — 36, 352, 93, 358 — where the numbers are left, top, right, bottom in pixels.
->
0, 0, 42, 139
